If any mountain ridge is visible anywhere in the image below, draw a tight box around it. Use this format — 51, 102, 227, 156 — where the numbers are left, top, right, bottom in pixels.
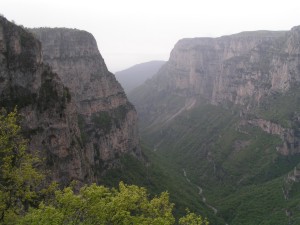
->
115, 60, 165, 94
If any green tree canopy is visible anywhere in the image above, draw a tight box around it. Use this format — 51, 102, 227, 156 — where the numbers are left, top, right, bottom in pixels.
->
0, 109, 208, 225
19, 182, 175, 225
19, 182, 208, 225
179, 209, 209, 225
0, 109, 44, 224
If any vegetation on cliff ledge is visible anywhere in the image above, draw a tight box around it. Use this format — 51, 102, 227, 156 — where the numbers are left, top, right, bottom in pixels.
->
0, 109, 207, 225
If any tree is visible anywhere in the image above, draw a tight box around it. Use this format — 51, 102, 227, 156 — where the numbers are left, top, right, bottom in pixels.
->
0, 109, 44, 224
179, 209, 209, 225
0, 109, 208, 224
18, 182, 175, 225
18, 182, 208, 225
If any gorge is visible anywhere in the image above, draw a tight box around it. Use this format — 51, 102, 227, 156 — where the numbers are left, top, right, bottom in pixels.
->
1, 13, 300, 224
128, 25, 300, 224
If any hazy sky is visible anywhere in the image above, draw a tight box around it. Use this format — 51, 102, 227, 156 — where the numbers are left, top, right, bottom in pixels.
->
2, 0, 300, 72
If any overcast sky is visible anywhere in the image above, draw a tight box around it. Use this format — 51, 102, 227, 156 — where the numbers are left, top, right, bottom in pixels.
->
2, 0, 300, 72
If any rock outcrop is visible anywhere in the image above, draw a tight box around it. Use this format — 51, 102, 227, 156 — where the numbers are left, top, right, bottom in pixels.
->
245, 119, 298, 155
0, 16, 140, 185
0, 16, 87, 185
30, 28, 140, 181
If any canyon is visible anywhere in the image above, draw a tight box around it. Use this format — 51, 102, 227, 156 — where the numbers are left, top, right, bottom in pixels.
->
2, 13, 300, 224
127, 25, 300, 224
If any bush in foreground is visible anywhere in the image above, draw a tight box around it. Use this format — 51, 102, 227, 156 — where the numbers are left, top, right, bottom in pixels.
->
0, 109, 207, 225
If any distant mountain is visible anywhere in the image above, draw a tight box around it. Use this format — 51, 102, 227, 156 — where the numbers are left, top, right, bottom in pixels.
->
115, 61, 165, 94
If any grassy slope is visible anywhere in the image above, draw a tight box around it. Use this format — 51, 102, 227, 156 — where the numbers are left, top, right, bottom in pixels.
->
138, 90, 300, 224
254, 86, 300, 128
101, 143, 223, 224
102, 88, 300, 224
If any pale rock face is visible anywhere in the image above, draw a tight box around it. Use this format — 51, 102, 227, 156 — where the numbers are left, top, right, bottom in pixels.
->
247, 119, 297, 155
131, 26, 300, 155
31, 28, 140, 178
155, 28, 300, 107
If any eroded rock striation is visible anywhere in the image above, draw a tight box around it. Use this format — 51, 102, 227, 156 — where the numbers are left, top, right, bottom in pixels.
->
30, 28, 140, 181
0, 16, 140, 185
0, 16, 87, 185
149, 30, 298, 105
152, 27, 300, 106
244, 119, 297, 155
131, 26, 300, 154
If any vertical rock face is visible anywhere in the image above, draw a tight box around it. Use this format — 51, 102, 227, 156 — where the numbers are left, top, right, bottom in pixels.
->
131, 31, 288, 127
31, 28, 140, 180
0, 16, 87, 185
136, 27, 300, 109
30, 28, 125, 113
0, 16, 140, 185
131, 26, 300, 154
154, 31, 291, 105
160, 28, 300, 107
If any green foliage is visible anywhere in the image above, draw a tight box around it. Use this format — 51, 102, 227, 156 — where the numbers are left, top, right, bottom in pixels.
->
139, 98, 300, 224
37, 75, 61, 112
130, 88, 186, 129
77, 114, 88, 145
114, 104, 129, 122
0, 86, 37, 111
255, 87, 300, 128
179, 209, 209, 225
63, 87, 71, 103
112, 104, 132, 129
92, 111, 112, 132
102, 145, 217, 224
18, 182, 176, 225
37, 71, 70, 112
216, 177, 293, 225
0, 108, 44, 223
0, 110, 206, 224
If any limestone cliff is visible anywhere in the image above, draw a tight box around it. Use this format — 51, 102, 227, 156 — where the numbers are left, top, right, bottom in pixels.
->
151, 27, 300, 106
131, 26, 300, 154
152, 30, 292, 104
0, 16, 140, 185
0, 16, 88, 185
30, 28, 140, 181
